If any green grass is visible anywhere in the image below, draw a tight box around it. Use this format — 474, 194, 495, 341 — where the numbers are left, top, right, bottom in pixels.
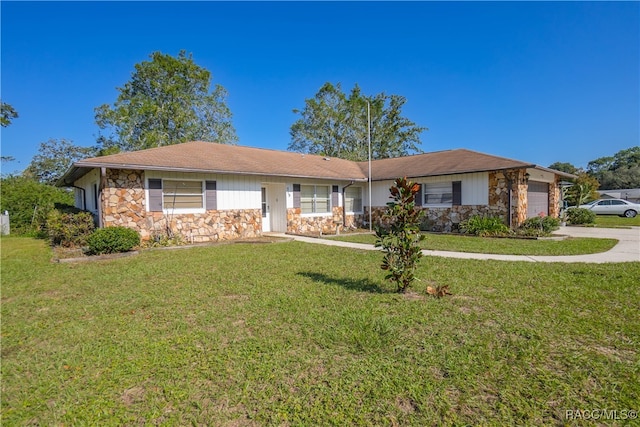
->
594, 214, 640, 228
2, 236, 639, 425
328, 233, 618, 256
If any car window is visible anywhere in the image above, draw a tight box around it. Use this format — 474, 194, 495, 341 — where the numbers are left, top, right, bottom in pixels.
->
597, 200, 610, 206
611, 200, 626, 205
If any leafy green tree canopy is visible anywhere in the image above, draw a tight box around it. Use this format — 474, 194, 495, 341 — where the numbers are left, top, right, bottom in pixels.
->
587, 147, 640, 190
0, 175, 74, 234
565, 172, 600, 206
289, 82, 427, 161
548, 162, 578, 175
1, 101, 18, 127
95, 51, 238, 152
23, 139, 97, 185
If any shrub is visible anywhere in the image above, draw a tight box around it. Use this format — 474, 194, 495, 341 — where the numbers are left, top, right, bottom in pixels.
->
87, 226, 140, 255
519, 215, 561, 236
0, 175, 74, 234
374, 177, 425, 293
459, 215, 510, 237
566, 207, 596, 225
47, 209, 95, 247
142, 231, 185, 248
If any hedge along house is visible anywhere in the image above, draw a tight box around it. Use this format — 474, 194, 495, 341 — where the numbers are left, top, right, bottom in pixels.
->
58, 141, 575, 242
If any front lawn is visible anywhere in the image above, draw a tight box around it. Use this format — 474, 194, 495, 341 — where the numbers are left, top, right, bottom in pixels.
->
328, 232, 618, 256
595, 214, 640, 228
2, 237, 639, 425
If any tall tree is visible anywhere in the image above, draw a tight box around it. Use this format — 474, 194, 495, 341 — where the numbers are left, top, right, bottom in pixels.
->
1, 101, 18, 127
23, 139, 97, 185
1, 102, 19, 162
587, 146, 640, 190
289, 82, 427, 161
548, 162, 578, 175
95, 51, 237, 152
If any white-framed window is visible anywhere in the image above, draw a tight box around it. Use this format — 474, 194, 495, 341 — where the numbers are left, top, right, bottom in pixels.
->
423, 182, 453, 207
301, 185, 330, 214
163, 180, 204, 210
345, 187, 363, 212
148, 178, 215, 213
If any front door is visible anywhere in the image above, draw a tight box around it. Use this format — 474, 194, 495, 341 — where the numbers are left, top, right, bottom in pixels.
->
269, 183, 287, 232
261, 187, 270, 232
261, 183, 287, 232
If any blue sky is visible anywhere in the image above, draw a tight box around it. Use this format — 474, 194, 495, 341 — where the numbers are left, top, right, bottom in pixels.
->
1, 1, 638, 175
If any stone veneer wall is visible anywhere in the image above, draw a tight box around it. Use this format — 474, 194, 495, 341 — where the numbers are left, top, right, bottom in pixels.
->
145, 210, 262, 243
366, 205, 507, 233
101, 169, 262, 243
548, 177, 561, 218
287, 206, 353, 235
102, 169, 146, 229
488, 171, 510, 217
499, 169, 528, 228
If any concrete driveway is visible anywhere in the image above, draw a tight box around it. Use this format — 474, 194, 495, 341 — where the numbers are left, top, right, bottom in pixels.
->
275, 226, 640, 264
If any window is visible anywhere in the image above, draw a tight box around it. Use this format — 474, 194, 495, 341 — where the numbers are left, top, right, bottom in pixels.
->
163, 180, 204, 209
261, 187, 267, 217
423, 182, 453, 206
301, 185, 330, 214
92, 183, 99, 212
345, 187, 363, 212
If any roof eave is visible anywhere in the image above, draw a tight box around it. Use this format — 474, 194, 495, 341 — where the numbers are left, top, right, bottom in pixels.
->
56, 166, 92, 187
531, 166, 577, 180
66, 161, 368, 183
370, 165, 537, 181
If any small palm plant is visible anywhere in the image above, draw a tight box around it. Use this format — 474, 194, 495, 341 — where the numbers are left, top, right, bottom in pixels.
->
374, 177, 425, 293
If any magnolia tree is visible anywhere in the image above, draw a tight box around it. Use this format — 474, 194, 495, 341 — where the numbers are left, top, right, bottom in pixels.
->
374, 177, 425, 293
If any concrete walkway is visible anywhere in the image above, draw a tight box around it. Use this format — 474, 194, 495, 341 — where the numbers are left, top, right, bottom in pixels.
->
270, 226, 640, 263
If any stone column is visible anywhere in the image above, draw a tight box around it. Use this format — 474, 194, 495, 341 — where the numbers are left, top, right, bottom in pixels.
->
548, 177, 561, 218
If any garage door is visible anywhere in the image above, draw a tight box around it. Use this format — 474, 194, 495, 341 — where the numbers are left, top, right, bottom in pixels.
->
527, 181, 548, 218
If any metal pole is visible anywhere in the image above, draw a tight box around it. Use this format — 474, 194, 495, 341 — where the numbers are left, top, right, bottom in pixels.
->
368, 101, 372, 232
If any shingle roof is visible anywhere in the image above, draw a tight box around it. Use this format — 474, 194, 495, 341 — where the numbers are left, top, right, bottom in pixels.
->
64, 141, 368, 183
359, 148, 538, 181
59, 142, 575, 186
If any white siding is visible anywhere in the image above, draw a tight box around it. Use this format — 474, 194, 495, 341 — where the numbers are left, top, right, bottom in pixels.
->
526, 168, 555, 184
370, 172, 488, 206
145, 171, 262, 210
460, 172, 488, 205
73, 169, 100, 213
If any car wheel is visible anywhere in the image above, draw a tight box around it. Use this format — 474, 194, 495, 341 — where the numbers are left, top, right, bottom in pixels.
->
624, 210, 637, 218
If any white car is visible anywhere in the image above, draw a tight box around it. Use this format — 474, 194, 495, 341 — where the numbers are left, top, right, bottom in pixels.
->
579, 199, 640, 218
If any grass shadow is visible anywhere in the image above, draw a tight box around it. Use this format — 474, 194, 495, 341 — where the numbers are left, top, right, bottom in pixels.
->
297, 271, 391, 294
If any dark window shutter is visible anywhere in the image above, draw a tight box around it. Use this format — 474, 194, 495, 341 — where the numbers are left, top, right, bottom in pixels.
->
148, 179, 163, 212
415, 184, 423, 207
205, 181, 217, 210
453, 181, 462, 206
293, 184, 301, 208
332, 185, 339, 207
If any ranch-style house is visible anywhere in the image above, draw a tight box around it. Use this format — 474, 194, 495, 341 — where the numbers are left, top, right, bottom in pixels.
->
58, 141, 575, 243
